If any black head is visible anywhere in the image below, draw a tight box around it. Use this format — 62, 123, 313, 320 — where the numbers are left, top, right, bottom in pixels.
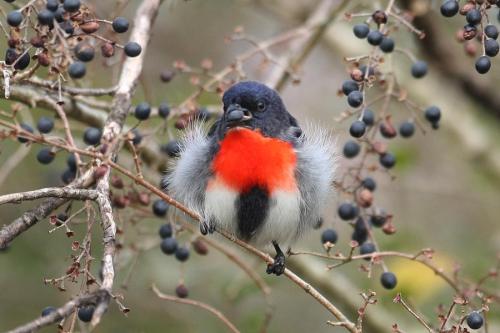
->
216, 81, 297, 138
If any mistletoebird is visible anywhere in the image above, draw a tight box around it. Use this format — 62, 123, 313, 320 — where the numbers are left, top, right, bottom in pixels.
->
165, 81, 336, 275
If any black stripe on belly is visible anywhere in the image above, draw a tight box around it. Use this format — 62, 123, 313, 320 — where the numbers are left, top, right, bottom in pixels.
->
236, 185, 269, 241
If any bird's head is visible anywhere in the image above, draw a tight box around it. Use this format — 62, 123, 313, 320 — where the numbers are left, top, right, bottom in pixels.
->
218, 81, 296, 138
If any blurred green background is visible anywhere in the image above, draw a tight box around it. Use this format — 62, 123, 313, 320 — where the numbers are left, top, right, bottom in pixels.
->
0, 0, 499, 332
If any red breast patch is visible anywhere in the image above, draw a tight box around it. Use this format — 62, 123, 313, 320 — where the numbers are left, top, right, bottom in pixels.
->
211, 128, 297, 193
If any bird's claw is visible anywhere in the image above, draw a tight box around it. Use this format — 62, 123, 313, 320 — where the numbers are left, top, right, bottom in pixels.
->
266, 252, 286, 276
200, 218, 216, 235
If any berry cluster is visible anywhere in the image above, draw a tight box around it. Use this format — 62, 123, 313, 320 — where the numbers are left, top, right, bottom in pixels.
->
441, 0, 500, 74
3, 0, 141, 81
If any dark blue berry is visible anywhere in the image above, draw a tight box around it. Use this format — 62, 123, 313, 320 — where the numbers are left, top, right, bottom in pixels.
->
379, 37, 395, 53
475, 56, 491, 74
134, 102, 151, 120
466, 312, 484, 330
342, 80, 359, 96
67, 154, 77, 171
362, 177, 376, 191
380, 271, 397, 289
68, 61, 86, 79
152, 199, 169, 217
54, 6, 65, 22
175, 246, 190, 262
349, 120, 366, 138
343, 140, 360, 158
367, 30, 384, 46
440, 0, 459, 17
161, 140, 181, 158
112, 17, 129, 33
17, 123, 33, 143
37, 148, 55, 164
485, 25, 499, 39
63, 0, 80, 13
338, 202, 358, 220
60, 20, 74, 34
362, 109, 375, 126
159, 224, 173, 239
75, 43, 94, 62
360, 65, 375, 77
124, 42, 141, 57
321, 229, 338, 244
466, 9, 482, 25
411, 60, 428, 78
424, 106, 441, 124
7, 11, 22, 27
131, 129, 142, 145
370, 210, 387, 227
160, 237, 177, 255
158, 102, 170, 118
485, 39, 499, 57
359, 242, 376, 260
37, 117, 54, 133
77, 306, 94, 322
83, 127, 102, 145
38, 9, 54, 26
351, 217, 368, 244
41, 306, 57, 317
5, 48, 30, 70
46, 0, 59, 11
347, 91, 363, 108
379, 152, 396, 169
399, 121, 415, 138
61, 169, 76, 184
353, 23, 370, 38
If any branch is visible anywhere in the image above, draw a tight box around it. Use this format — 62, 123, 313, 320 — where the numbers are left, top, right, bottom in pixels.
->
0, 188, 98, 205
152, 284, 241, 333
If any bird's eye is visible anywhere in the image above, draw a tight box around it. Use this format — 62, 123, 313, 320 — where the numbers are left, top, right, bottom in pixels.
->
257, 101, 266, 111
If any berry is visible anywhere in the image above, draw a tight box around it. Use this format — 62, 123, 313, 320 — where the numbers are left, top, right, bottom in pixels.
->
67, 154, 77, 171
399, 121, 415, 138
77, 306, 94, 322
17, 122, 33, 143
379, 152, 396, 169
37, 148, 55, 164
362, 109, 375, 126
352, 217, 368, 244
380, 272, 397, 289
38, 9, 54, 26
411, 60, 428, 78
37, 117, 54, 133
5, 48, 30, 70
372, 10, 388, 24
54, 6, 65, 22
152, 199, 169, 217
7, 11, 23, 27
362, 177, 376, 191
83, 127, 102, 145
63, 0, 81, 12
360, 65, 375, 77
193, 239, 209, 255
485, 25, 499, 39
342, 80, 358, 96
367, 30, 384, 45
343, 140, 360, 158
175, 284, 189, 298
75, 43, 95, 62
161, 140, 181, 158
41, 306, 56, 317
159, 224, 173, 239
485, 39, 499, 57
349, 120, 366, 138
134, 102, 151, 120
466, 312, 484, 330
475, 56, 491, 74
347, 91, 363, 108
131, 129, 142, 146
159, 102, 170, 118
424, 106, 441, 124
338, 202, 358, 220
466, 9, 482, 25
379, 37, 395, 53
61, 169, 76, 184
175, 246, 190, 262
463, 24, 477, 40
124, 42, 141, 57
112, 17, 129, 33
321, 229, 338, 244
359, 242, 376, 260
68, 61, 86, 79
380, 122, 396, 139
440, 0, 459, 17
60, 21, 74, 34
160, 237, 178, 255
353, 23, 370, 38
370, 210, 387, 227
46, 0, 59, 11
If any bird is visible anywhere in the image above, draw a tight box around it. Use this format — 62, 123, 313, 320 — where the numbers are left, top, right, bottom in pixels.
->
165, 81, 336, 275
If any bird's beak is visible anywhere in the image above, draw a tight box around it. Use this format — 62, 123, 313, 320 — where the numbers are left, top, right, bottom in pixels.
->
225, 104, 252, 128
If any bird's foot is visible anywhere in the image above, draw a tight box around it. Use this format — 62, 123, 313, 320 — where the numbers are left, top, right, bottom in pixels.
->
199, 217, 216, 235
266, 241, 286, 276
